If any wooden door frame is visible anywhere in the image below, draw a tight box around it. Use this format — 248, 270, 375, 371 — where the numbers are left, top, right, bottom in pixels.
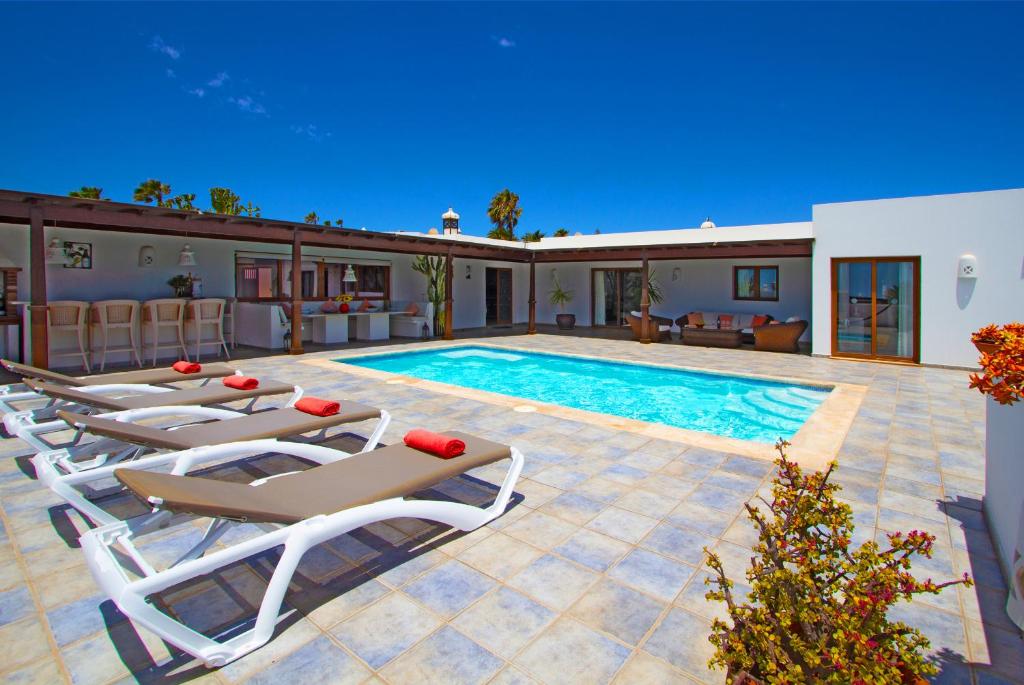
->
830, 256, 921, 363
590, 267, 642, 327
485, 267, 513, 325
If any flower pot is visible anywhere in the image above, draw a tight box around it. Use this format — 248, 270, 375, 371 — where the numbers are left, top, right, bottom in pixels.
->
974, 340, 999, 356
339, 303, 350, 313
556, 313, 576, 330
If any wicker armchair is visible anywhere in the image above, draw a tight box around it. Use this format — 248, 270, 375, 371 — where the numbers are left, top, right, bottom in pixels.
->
625, 314, 671, 342
754, 320, 808, 353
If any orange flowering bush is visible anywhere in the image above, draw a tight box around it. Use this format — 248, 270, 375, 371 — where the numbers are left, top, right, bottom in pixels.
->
705, 442, 972, 684
969, 323, 1024, 405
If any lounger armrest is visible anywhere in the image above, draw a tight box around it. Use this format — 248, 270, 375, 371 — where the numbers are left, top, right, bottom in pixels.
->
74, 384, 174, 396
99, 406, 246, 423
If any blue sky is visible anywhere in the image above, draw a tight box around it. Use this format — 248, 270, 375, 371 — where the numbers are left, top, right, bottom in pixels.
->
1, 2, 1021, 236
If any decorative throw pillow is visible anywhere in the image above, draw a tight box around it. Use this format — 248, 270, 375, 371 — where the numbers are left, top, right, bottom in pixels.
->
321, 301, 338, 313
751, 314, 769, 327
688, 312, 704, 327
718, 314, 734, 329
358, 299, 371, 312
404, 302, 419, 316
786, 316, 800, 323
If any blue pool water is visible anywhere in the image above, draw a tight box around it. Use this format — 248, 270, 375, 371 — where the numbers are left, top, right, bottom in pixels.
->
338, 346, 831, 443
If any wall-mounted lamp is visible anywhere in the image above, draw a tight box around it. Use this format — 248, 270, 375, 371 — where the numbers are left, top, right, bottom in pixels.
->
465, 264, 472, 280
957, 254, 978, 279
671, 267, 681, 281
551, 268, 558, 280
45, 239, 69, 265
138, 245, 155, 268
177, 243, 197, 267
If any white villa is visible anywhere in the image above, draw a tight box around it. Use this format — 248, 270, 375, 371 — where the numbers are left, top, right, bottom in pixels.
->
0, 186, 1020, 369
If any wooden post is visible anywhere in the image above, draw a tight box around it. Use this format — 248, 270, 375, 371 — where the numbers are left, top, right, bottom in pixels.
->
29, 205, 49, 368
289, 228, 304, 354
640, 252, 651, 344
527, 255, 537, 334
444, 248, 454, 340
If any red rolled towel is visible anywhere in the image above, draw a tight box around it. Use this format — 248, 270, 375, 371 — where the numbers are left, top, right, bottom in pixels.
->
404, 428, 466, 459
222, 375, 259, 390
294, 397, 340, 417
172, 361, 201, 374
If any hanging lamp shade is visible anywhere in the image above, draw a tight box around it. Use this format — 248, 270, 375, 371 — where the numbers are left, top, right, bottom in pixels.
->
343, 265, 357, 282
178, 243, 197, 267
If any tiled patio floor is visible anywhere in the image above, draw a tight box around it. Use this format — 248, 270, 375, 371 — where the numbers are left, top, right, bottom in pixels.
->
1, 333, 1021, 684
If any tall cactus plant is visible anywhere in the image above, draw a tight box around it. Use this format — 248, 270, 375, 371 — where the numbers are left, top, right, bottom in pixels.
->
412, 255, 447, 336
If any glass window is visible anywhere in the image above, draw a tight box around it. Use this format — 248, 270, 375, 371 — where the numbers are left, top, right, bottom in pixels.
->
734, 266, 779, 301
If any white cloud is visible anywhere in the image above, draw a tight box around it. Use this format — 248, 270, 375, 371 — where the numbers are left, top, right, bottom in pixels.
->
229, 96, 267, 115
207, 71, 229, 87
291, 124, 331, 142
166, 68, 176, 78
188, 87, 206, 98
492, 36, 516, 48
149, 35, 180, 60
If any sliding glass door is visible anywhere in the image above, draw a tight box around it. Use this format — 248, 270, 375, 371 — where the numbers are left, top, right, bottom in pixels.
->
832, 257, 919, 362
592, 268, 642, 326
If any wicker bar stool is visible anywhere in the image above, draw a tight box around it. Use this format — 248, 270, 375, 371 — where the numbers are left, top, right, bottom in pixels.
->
186, 298, 230, 361
47, 301, 91, 372
142, 299, 189, 367
91, 300, 142, 371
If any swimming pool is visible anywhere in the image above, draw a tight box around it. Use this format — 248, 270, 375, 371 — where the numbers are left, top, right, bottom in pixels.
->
339, 345, 831, 443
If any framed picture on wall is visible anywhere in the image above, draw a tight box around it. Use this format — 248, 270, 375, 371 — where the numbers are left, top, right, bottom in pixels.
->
63, 242, 92, 269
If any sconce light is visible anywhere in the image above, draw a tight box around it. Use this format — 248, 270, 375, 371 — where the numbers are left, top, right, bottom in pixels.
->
957, 254, 978, 279
45, 239, 69, 265
466, 265, 472, 280
343, 265, 357, 283
671, 267, 681, 282
177, 243, 197, 267
551, 268, 558, 280
138, 245, 155, 268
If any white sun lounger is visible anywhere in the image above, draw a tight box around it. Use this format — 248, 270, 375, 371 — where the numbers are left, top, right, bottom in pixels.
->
80, 434, 524, 667
0, 360, 239, 419
36, 405, 391, 523
6, 378, 301, 454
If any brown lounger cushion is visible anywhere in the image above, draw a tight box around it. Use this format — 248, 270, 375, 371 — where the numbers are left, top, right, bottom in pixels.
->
56, 404, 381, 451
26, 379, 294, 412
115, 432, 511, 524
3, 360, 237, 387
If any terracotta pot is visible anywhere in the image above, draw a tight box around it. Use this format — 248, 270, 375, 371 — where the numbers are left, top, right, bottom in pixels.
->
974, 340, 999, 356
556, 313, 576, 330
339, 302, 350, 313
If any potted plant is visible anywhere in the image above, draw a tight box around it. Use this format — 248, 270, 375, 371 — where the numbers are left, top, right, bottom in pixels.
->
167, 274, 192, 298
705, 441, 972, 684
549, 277, 575, 329
335, 293, 354, 313
969, 323, 1024, 610
970, 323, 1024, 404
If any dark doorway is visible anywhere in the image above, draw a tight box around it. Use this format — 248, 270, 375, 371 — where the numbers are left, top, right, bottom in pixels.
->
485, 267, 513, 325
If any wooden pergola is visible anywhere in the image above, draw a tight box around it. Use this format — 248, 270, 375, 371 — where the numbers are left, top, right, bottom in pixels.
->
0, 189, 812, 367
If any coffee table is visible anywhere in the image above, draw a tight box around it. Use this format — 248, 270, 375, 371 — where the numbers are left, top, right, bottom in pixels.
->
681, 326, 743, 349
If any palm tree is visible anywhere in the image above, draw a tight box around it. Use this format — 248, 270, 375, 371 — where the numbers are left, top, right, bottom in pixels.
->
522, 229, 545, 242
168, 193, 198, 212
304, 212, 320, 224
241, 201, 261, 218
133, 179, 171, 207
68, 186, 106, 200
553, 228, 569, 237
487, 189, 522, 241
209, 187, 242, 215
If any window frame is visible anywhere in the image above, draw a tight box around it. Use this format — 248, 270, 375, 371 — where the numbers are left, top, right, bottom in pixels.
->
234, 254, 391, 303
733, 265, 779, 302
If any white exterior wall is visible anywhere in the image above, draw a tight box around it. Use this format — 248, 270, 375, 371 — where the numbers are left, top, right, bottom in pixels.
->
532, 258, 811, 335
811, 189, 1024, 367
